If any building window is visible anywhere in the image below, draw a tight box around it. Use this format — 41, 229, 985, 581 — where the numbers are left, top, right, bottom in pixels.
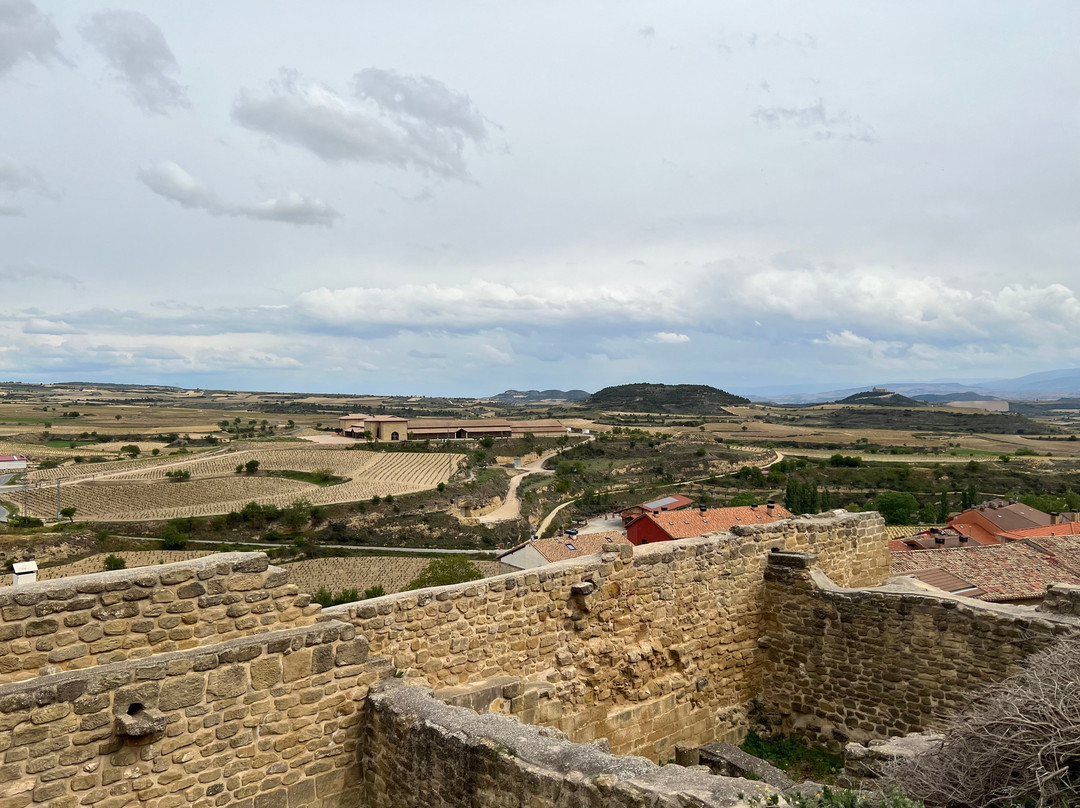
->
390, 431, 400, 441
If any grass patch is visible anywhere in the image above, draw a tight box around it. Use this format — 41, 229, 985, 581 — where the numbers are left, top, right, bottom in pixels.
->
268, 469, 348, 486
740, 729, 843, 783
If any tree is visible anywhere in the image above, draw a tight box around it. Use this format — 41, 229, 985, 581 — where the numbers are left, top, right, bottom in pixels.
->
937, 489, 951, 523
114, 414, 121, 421
245, 459, 260, 474
60, 506, 77, 523
874, 491, 921, 525
404, 556, 484, 590
235, 463, 244, 474
120, 444, 140, 457
280, 499, 312, 532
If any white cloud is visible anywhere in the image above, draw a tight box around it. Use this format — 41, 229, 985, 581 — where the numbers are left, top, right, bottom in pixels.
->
80, 10, 188, 114
652, 331, 690, 343
138, 161, 340, 227
298, 279, 683, 331
232, 68, 489, 179
0, 0, 61, 75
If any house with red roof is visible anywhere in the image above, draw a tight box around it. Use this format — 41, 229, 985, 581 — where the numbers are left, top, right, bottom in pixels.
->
618, 494, 695, 527
0, 455, 27, 471
947, 500, 1053, 544
626, 503, 793, 546
497, 531, 631, 571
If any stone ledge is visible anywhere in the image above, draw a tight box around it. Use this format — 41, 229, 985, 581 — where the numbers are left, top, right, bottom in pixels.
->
0, 552, 269, 601
0, 619, 357, 705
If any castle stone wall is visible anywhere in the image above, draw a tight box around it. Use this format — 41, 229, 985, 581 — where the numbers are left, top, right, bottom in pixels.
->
0, 553, 318, 684
0, 620, 388, 808
326, 511, 889, 761
356, 679, 784, 808
761, 550, 1080, 747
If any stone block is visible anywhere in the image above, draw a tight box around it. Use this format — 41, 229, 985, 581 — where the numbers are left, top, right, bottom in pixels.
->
207, 666, 247, 699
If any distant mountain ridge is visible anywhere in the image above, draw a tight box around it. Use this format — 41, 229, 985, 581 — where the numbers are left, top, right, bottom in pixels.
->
744, 368, 1080, 404
487, 389, 591, 404
587, 383, 749, 414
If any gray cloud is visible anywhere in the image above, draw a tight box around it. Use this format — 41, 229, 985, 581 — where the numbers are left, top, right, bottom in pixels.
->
80, 10, 188, 114
637, 26, 655, 38
0, 263, 83, 289
0, 0, 61, 75
232, 68, 489, 179
752, 98, 876, 142
0, 154, 55, 213
138, 161, 341, 227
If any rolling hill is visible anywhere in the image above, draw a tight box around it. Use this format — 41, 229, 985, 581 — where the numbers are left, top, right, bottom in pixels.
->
586, 383, 749, 414
487, 389, 590, 404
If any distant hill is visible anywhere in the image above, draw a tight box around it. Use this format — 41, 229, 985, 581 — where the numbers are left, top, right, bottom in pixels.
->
913, 392, 1004, 403
487, 389, 590, 404
587, 383, 749, 414
837, 390, 926, 407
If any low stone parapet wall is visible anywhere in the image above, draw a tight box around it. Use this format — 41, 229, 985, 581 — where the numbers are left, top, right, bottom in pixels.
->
0, 552, 318, 683
358, 679, 785, 808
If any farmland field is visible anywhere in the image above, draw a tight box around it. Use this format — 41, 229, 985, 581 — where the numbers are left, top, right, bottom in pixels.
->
20, 446, 464, 521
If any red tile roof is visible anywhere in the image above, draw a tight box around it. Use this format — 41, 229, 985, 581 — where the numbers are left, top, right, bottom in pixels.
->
619, 494, 695, 515
528, 531, 631, 563
636, 504, 793, 540
998, 521, 1080, 540
891, 537, 1080, 602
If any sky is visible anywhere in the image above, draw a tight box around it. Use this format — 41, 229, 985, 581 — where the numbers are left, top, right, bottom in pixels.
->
2, 1, 1079, 398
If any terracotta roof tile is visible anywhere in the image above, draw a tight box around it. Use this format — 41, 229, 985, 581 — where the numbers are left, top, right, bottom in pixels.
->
530, 531, 631, 563
891, 539, 1080, 602
642, 505, 793, 540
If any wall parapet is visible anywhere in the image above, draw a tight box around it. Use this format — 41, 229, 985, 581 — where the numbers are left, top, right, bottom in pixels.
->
762, 550, 1080, 746
0, 552, 318, 683
360, 679, 787, 807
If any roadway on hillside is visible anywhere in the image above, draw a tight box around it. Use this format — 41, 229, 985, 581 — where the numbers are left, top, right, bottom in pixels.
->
477, 438, 594, 525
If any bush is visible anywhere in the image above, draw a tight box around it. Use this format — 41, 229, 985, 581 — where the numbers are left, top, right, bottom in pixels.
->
160, 524, 188, 550
404, 556, 484, 590
881, 639, 1080, 807
363, 585, 386, 599
104, 554, 126, 570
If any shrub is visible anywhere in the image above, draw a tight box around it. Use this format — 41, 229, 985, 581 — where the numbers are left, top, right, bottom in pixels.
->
881, 639, 1080, 807
363, 584, 386, 599
104, 554, 126, 571
404, 556, 484, 590
245, 459, 260, 474
160, 524, 188, 550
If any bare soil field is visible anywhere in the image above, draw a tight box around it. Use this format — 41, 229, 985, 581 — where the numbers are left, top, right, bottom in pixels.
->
280, 557, 501, 596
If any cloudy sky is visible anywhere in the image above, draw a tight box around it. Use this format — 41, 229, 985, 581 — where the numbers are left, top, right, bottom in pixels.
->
2, 1, 1079, 397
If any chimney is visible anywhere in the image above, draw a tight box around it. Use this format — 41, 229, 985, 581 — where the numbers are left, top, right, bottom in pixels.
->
959, 535, 969, 543
767, 501, 775, 512
699, 505, 707, 513
1051, 512, 1060, 525
934, 535, 946, 545
750, 503, 758, 510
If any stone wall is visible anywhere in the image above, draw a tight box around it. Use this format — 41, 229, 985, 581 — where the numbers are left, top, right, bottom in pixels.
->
1037, 583, 1080, 616
761, 550, 1080, 747
357, 679, 784, 808
0, 619, 389, 808
0, 553, 317, 684
326, 511, 889, 762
